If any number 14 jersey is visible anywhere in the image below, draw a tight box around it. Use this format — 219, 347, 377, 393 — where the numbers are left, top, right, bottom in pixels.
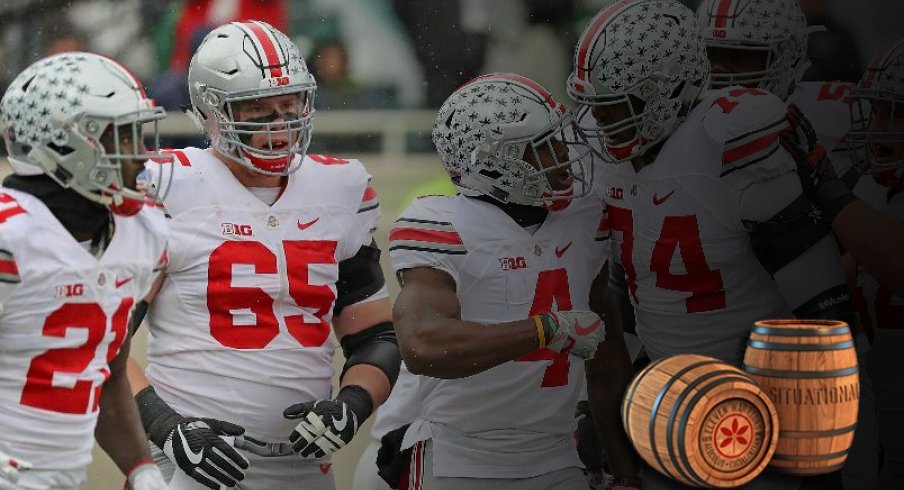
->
600, 88, 799, 366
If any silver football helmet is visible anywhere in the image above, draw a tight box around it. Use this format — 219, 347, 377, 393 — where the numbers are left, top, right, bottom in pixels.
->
188, 20, 316, 175
698, 0, 810, 100
849, 37, 904, 188
432, 73, 594, 208
568, 0, 710, 162
0, 52, 169, 209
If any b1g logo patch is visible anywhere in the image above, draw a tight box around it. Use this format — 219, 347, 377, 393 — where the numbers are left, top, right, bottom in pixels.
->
499, 257, 528, 271
222, 223, 253, 237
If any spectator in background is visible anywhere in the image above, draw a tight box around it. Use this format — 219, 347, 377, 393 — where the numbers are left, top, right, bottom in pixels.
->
42, 23, 86, 55
392, 0, 488, 107
310, 41, 396, 110
799, 0, 862, 82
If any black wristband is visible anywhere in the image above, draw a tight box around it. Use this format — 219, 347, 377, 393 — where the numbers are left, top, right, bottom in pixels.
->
817, 179, 858, 223
336, 385, 374, 424
135, 386, 182, 449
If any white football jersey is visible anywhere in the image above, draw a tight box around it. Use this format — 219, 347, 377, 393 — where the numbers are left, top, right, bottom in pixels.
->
143, 148, 380, 441
389, 192, 607, 479
0, 189, 167, 470
786, 81, 855, 175
852, 177, 904, 333
600, 88, 802, 366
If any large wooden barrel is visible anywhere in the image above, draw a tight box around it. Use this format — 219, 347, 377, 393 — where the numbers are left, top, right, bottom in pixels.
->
622, 354, 779, 488
743, 320, 859, 475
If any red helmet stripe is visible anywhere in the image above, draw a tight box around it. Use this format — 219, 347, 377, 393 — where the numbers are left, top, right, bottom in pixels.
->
575, 0, 640, 81
105, 57, 148, 99
714, 0, 736, 30
862, 37, 904, 89
241, 21, 284, 79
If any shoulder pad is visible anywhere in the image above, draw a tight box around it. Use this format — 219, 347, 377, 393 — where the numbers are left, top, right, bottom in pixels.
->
389, 196, 465, 257
701, 88, 789, 144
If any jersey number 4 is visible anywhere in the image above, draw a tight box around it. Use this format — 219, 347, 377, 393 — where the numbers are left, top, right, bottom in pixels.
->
609, 206, 726, 313
207, 240, 337, 349
515, 269, 573, 388
21, 299, 133, 414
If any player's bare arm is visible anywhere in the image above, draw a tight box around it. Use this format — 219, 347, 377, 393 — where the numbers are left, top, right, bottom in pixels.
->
585, 266, 640, 487
95, 332, 160, 485
393, 266, 541, 378
784, 97, 904, 296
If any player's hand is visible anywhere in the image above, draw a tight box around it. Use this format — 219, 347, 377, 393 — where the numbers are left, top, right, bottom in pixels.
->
137, 386, 249, 489
781, 103, 856, 222
161, 418, 249, 489
0, 450, 31, 488
284, 386, 373, 458
126, 462, 168, 490
537, 310, 606, 359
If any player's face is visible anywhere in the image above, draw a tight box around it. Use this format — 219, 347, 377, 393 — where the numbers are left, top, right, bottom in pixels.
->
867, 100, 904, 165
100, 123, 145, 191
707, 47, 769, 83
523, 138, 574, 191
231, 93, 307, 151
590, 102, 635, 145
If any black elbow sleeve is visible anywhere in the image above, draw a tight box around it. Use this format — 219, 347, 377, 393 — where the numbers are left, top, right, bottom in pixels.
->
334, 240, 386, 315
340, 321, 401, 387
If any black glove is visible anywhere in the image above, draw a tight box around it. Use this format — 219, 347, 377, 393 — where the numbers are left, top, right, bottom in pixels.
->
376, 424, 413, 489
781, 103, 857, 222
283, 385, 373, 458
136, 386, 249, 489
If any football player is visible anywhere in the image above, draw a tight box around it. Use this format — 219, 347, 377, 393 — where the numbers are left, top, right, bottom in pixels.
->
698, 0, 856, 185
390, 73, 639, 489
785, 36, 904, 489
568, 1, 857, 488
698, 2, 880, 487
0, 53, 169, 489
126, 21, 400, 490
790, 38, 904, 299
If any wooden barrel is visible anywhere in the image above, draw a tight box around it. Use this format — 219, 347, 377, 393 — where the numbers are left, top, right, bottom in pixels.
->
743, 320, 859, 475
622, 354, 779, 488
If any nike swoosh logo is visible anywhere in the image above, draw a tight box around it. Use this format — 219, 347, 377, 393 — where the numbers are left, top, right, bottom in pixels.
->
178, 425, 204, 465
574, 319, 602, 336
653, 190, 675, 206
555, 242, 573, 258
297, 217, 320, 230
332, 405, 349, 432
114, 276, 133, 288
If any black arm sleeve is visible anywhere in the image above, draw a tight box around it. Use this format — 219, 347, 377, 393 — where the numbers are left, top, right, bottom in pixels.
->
129, 300, 150, 334
334, 240, 386, 315
339, 321, 401, 387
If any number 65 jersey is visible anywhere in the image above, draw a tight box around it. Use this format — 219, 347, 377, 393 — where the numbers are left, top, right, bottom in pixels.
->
144, 148, 379, 442
389, 193, 607, 479
0, 189, 167, 471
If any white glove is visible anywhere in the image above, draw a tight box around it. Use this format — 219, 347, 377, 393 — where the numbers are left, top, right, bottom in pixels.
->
126, 462, 168, 490
537, 310, 606, 359
0, 450, 31, 488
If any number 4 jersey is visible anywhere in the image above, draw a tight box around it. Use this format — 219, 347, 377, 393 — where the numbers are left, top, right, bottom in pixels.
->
0, 190, 167, 470
143, 148, 379, 442
389, 193, 607, 479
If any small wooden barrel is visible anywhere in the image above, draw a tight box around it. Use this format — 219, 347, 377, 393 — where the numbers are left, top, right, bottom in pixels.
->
743, 320, 859, 475
622, 354, 779, 488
